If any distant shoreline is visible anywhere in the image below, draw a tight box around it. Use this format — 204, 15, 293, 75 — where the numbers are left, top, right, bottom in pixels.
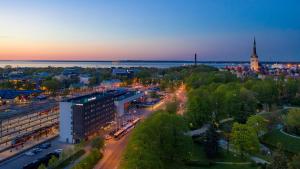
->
0, 60, 300, 64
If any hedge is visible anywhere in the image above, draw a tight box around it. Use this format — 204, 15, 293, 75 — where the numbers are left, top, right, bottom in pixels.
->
52, 149, 85, 169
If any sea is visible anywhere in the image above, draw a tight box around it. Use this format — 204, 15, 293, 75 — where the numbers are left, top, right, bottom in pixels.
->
0, 60, 250, 69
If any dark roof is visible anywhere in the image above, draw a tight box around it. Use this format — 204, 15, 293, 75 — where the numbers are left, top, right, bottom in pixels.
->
0, 90, 43, 99
0, 101, 58, 121
65, 92, 113, 104
106, 88, 128, 97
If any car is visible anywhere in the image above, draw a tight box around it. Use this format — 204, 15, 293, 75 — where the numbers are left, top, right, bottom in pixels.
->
24, 151, 35, 156
32, 148, 42, 154
54, 149, 63, 153
39, 142, 51, 149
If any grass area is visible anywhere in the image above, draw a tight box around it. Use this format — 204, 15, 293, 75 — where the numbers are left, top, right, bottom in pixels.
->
167, 143, 256, 169
181, 165, 256, 169
261, 129, 300, 154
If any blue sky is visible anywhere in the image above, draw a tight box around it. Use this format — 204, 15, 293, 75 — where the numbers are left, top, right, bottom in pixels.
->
0, 0, 300, 61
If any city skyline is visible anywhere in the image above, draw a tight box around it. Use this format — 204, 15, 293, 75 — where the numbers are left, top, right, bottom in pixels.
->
1, 0, 300, 61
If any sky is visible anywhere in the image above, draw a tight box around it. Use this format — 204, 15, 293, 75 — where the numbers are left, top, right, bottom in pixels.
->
0, 0, 300, 61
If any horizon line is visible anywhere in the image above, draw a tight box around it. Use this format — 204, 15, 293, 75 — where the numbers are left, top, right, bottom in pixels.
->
1, 59, 300, 64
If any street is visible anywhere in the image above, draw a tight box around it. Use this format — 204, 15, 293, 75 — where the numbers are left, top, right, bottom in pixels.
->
94, 108, 154, 169
95, 87, 185, 169
95, 134, 130, 169
0, 138, 72, 169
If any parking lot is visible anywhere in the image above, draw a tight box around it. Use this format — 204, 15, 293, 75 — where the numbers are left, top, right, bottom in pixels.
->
0, 138, 72, 169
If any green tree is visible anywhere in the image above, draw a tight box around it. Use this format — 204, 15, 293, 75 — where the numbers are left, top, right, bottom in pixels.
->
235, 87, 257, 123
285, 108, 300, 135
231, 123, 260, 158
42, 79, 61, 93
48, 155, 59, 168
186, 87, 214, 128
91, 136, 104, 150
37, 164, 47, 169
165, 99, 178, 114
251, 80, 278, 111
121, 112, 192, 169
89, 75, 101, 86
246, 115, 268, 136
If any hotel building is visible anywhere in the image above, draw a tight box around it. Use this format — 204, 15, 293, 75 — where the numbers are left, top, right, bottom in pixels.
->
59, 92, 115, 143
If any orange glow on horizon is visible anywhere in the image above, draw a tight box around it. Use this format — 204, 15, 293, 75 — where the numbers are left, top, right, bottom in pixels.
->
0, 37, 192, 60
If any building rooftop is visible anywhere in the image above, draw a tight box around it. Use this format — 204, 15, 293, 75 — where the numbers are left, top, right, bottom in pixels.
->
0, 100, 58, 121
0, 90, 43, 99
115, 91, 143, 101
65, 92, 113, 104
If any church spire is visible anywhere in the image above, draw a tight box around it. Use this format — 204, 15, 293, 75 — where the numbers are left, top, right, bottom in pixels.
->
250, 37, 259, 72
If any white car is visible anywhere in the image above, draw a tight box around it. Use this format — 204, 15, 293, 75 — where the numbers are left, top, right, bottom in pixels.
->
54, 149, 63, 153
25, 151, 35, 156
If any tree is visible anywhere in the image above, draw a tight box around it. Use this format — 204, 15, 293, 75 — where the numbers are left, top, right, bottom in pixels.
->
165, 99, 178, 114
186, 87, 213, 128
42, 79, 61, 93
246, 115, 268, 136
48, 155, 59, 168
72, 148, 101, 169
235, 87, 257, 123
89, 75, 101, 86
37, 164, 47, 169
285, 108, 300, 135
231, 123, 260, 158
288, 154, 300, 169
204, 125, 219, 158
267, 145, 288, 169
251, 80, 278, 111
91, 136, 104, 150
121, 112, 192, 169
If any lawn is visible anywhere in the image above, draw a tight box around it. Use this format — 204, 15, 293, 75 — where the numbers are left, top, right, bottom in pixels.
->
167, 143, 256, 169
261, 129, 300, 154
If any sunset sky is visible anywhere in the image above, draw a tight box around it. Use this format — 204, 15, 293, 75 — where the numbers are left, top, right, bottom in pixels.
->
0, 0, 300, 61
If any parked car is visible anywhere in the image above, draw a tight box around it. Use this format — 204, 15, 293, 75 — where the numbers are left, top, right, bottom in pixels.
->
54, 149, 63, 153
39, 142, 51, 149
24, 151, 35, 156
32, 148, 42, 154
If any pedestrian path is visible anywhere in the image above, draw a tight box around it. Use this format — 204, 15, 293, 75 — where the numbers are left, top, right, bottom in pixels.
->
219, 139, 269, 164
280, 129, 300, 139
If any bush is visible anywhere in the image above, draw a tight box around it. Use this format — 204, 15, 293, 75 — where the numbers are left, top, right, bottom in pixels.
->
284, 109, 300, 136
91, 136, 104, 150
71, 149, 102, 169
53, 149, 85, 169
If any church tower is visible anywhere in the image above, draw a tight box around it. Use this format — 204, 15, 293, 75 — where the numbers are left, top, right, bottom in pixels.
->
250, 37, 259, 72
